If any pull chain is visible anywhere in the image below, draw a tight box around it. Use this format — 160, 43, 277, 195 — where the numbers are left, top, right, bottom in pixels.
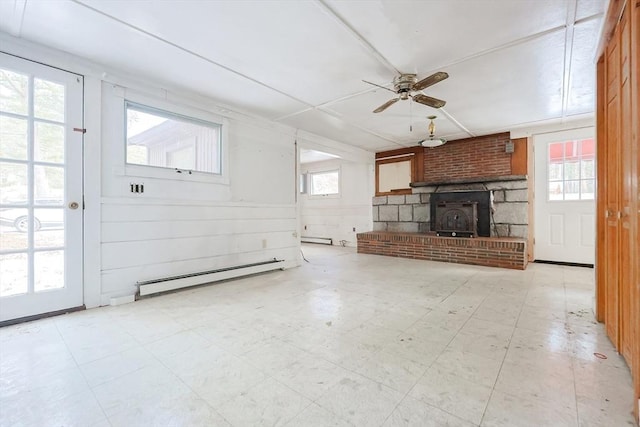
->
409, 97, 413, 132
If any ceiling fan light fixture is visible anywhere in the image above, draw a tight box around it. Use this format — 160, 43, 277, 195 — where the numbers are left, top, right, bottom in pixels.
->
421, 137, 447, 148
420, 115, 446, 147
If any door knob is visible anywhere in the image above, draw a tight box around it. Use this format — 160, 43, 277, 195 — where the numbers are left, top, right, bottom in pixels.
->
69, 202, 79, 210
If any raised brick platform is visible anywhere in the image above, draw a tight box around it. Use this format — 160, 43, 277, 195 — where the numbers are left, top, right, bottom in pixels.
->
357, 231, 527, 270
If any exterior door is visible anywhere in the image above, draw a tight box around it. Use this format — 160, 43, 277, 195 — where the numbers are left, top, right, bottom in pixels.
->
534, 128, 596, 264
0, 53, 83, 322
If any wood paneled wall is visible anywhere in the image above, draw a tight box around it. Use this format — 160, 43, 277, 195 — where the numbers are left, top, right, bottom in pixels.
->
596, 0, 640, 421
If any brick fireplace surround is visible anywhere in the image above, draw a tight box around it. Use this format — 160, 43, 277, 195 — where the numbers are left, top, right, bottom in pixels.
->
358, 132, 530, 270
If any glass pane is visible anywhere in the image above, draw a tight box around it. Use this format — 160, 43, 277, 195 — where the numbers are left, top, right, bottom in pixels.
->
0, 162, 28, 204
580, 138, 595, 160
34, 250, 64, 291
0, 220, 28, 250
565, 180, 580, 200
565, 161, 580, 180
0, 252, 28, 296
0, 69, 28, 115
34, 165, 64, 200
549, 142, 564, 162
548, 163, 563, 181
34, 78, 64, 122
564, 141, 579, 161
166, 146, 195, 170
34, 122, 64, 163
34, 208, 64, 248
0, 116, 28, 160
311, 171, 339, 195
581, 159, 595, 179
581, 179, 595, 200
548, 181, 563, 200
126, 104, 221, 174
127, 145, 148, 165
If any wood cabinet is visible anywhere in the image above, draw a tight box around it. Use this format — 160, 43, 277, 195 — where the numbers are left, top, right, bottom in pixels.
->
596, 0, 639, 421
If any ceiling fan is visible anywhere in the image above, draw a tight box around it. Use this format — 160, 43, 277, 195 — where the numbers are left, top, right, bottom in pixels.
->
364, 71, 448, 113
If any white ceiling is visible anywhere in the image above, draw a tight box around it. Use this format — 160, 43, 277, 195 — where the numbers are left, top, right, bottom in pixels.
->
0, 0, 605, 152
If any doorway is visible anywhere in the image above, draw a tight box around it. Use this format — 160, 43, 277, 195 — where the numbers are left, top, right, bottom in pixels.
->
534, 128, 596, 265
0, 53, 84, 323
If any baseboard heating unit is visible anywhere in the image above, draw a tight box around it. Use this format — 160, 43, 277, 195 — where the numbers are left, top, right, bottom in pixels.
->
301, 236, 333, 245
137, 259, 295, 296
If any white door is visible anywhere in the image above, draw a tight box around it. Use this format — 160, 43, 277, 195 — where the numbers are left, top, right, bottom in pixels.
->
0, 53, 83, 322
534, 128, 596, 264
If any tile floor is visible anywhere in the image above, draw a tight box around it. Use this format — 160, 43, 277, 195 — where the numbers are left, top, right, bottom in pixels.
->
0, 245, 636, 426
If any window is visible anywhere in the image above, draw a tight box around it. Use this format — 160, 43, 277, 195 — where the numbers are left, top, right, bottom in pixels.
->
548, 139, 595, 201
299, 173, 307, 194
125, 102, 221, 174
378, 159, 412, 193
309, 170, 339, 196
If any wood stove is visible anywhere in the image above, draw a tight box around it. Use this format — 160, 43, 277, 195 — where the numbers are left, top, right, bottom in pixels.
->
430, 191, 491, 237
435, 201, 478, 237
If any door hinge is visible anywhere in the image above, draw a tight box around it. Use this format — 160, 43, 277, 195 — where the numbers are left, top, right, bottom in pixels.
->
82, 197, 85, 210
73, 128, 87, 134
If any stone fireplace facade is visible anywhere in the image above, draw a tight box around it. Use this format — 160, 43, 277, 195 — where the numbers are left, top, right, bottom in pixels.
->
372, 178, 528, 239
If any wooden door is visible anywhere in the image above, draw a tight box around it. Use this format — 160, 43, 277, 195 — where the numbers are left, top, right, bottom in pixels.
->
604, 30, 620, 347
632, 0, 640, 420
618, 5, 633, 364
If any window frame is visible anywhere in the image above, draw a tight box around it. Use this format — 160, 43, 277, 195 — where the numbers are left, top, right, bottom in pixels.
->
119, 91, 228, 185
308, 169, 341, 198
125, 100, 222, 175
374, 147, 424, 196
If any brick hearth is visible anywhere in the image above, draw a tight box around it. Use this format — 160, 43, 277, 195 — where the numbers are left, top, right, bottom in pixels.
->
357, 231, 527, 270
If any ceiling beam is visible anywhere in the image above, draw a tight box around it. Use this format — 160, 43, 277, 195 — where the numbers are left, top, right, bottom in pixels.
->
561, 0, 579, 119
313, 0, 400, 75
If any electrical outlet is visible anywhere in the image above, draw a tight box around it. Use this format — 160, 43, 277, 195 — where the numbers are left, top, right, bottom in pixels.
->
129, 182, 145, 193
352, 227, 356, 232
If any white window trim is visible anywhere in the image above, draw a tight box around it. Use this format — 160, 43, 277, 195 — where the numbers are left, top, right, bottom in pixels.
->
308, 168, 341, 199
115, 87, 229, 185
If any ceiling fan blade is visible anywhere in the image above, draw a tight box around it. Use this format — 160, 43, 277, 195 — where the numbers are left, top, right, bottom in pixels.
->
412, 94, 446, 109
362, 80, 397, 94
373, 98, 400, 113
413, 71, 449, 91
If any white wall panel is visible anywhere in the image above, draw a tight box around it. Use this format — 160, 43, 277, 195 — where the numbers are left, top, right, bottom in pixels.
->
102, 203, 295, 222
102, 218, 296, 243
101, 231, 296, 270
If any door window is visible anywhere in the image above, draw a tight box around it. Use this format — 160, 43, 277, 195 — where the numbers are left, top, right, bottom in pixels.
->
547, 139, 595, 201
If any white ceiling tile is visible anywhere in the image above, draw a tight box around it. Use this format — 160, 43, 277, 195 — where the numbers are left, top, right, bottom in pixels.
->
566, 18, 600, 115
425, 29, 567, 133
575, 0, 606, 20
19, 0, 307, 119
